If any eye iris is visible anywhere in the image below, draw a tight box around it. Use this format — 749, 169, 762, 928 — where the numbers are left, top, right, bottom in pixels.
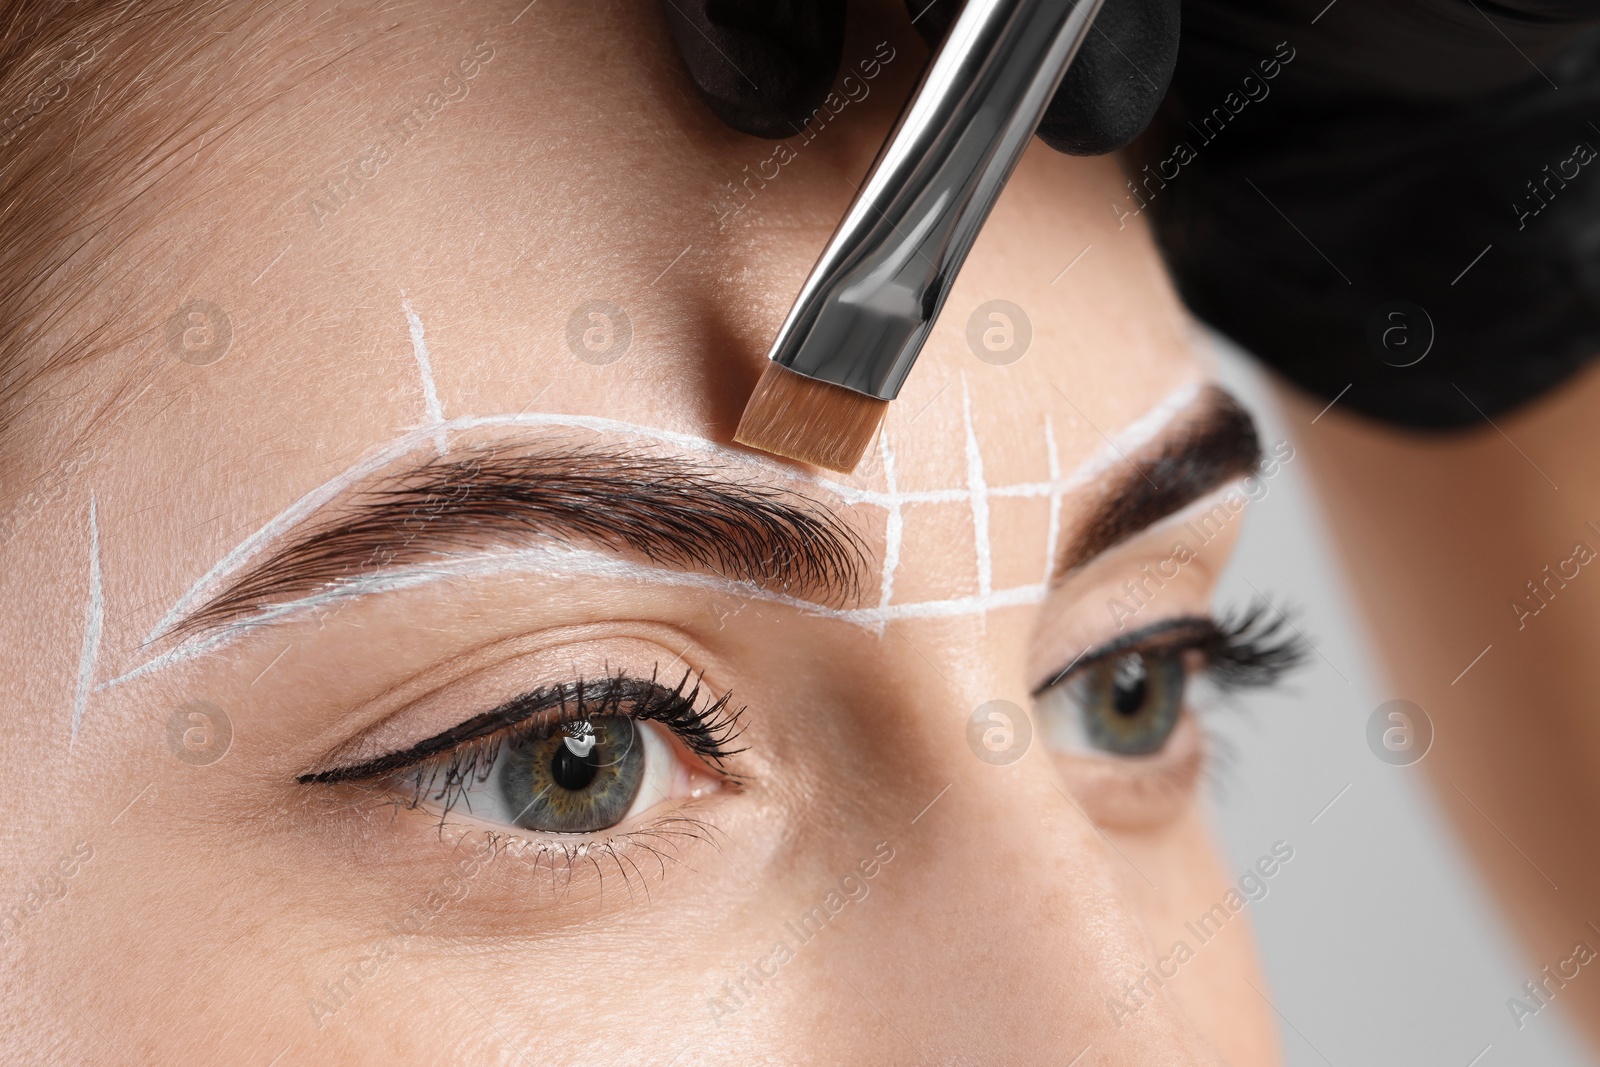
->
499, 716, 645, 833
1082, 651, 1185, 756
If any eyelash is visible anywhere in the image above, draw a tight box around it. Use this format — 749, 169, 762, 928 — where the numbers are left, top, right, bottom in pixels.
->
299, 669, 747, 825
301, 602, 1297, 850
1038, 598, 1306, 696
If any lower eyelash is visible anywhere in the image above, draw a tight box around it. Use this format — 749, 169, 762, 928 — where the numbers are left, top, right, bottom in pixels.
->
474, 810, 728, 896
316, 787, 732, 904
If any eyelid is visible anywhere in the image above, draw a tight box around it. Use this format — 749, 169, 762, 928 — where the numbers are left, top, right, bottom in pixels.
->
299, 671, 742, 786
298, 683, 587, 784
1032, 615, 1219, 696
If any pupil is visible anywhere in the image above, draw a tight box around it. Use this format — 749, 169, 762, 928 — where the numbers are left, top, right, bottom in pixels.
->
1111, 655, 1149, 717
550, 738, 601, 791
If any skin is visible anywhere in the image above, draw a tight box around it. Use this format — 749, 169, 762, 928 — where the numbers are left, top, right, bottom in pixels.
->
1282, 362, 1600, 1049
0, 1, 1284, 1063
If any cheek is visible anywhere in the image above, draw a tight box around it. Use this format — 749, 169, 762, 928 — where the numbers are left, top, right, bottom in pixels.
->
1049, 713, 1206, 830
1124, 807, 1278, 1063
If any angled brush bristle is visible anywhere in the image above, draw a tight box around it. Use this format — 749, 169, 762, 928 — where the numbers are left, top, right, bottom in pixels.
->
734, 362, 888, 473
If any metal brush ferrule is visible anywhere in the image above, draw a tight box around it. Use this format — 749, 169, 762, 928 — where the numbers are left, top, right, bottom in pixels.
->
765, 0, 1105, 401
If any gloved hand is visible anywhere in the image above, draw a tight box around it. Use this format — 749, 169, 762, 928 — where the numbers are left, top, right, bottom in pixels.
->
659, 0, 1182, 154
1144, 0, 1600, 427
662, 0, 1600, 428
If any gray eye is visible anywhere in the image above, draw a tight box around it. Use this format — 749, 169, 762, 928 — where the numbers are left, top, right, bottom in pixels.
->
493, 716, 650, 833
1037, 649, 1187, 757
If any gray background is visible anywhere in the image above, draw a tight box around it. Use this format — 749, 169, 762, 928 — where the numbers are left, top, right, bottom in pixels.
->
1206, 336, 1593, 1067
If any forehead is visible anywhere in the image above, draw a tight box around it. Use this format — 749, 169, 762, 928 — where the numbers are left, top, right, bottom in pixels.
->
11, 1, 1201, 600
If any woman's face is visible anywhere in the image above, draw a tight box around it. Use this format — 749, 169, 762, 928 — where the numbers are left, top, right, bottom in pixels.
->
1, 1, 1292, 1063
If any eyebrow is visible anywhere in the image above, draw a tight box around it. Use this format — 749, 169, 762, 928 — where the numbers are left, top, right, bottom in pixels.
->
1055, 385, 1263, 578
170, 389, 1258, 639
173, 445, 870, 638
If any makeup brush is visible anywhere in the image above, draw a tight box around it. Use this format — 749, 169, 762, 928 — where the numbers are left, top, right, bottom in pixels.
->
734, 0, 1107, 472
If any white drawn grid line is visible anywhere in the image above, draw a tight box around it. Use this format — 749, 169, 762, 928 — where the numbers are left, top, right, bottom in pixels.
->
116, 313, 1205, 687
962, 376, 993, 600
878, 432, 902, 613
400, 292, 447, 455
1042, 417, 1062, 585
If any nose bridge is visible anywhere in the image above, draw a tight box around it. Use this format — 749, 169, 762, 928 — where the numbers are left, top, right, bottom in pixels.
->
825, 756, 1232, 1067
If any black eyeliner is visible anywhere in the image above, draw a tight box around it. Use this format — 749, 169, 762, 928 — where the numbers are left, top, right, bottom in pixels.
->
298, 669, 744, 787
299, 686, 576, 785
1033, 598, 1305, 696
1035, 615, 1216, 694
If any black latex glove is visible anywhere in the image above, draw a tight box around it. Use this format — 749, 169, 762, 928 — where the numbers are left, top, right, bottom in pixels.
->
1145, 1, 1600, 427
660, 0, 1182, 154
663, 1, 1600, 428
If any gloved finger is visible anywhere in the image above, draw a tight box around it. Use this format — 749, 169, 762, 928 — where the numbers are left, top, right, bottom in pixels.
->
1148, 0, 1600, 428
661, 0, 847, 139
1176, 0, 1600, 104
906, 0, 1181, 154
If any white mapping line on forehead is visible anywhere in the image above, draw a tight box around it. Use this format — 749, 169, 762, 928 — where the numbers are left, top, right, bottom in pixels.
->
140, 411, 749, 646
101, 404, 1230, 694
1042, 417, 1061, 586
877, 432, 902, 612
962, 377, 993, 601
817, 377, 1205, 508
1143, 475, 1262, 547
100, 545, 1054, 689
400, 291, 448, 455
134, 378, 1205, 660
1057, 377, 1203, 493
72, 494, 103, 740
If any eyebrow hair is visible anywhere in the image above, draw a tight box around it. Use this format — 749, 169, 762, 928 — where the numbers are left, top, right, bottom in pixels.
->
1055, 385, 1263, 577
173, 444, 870, 637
